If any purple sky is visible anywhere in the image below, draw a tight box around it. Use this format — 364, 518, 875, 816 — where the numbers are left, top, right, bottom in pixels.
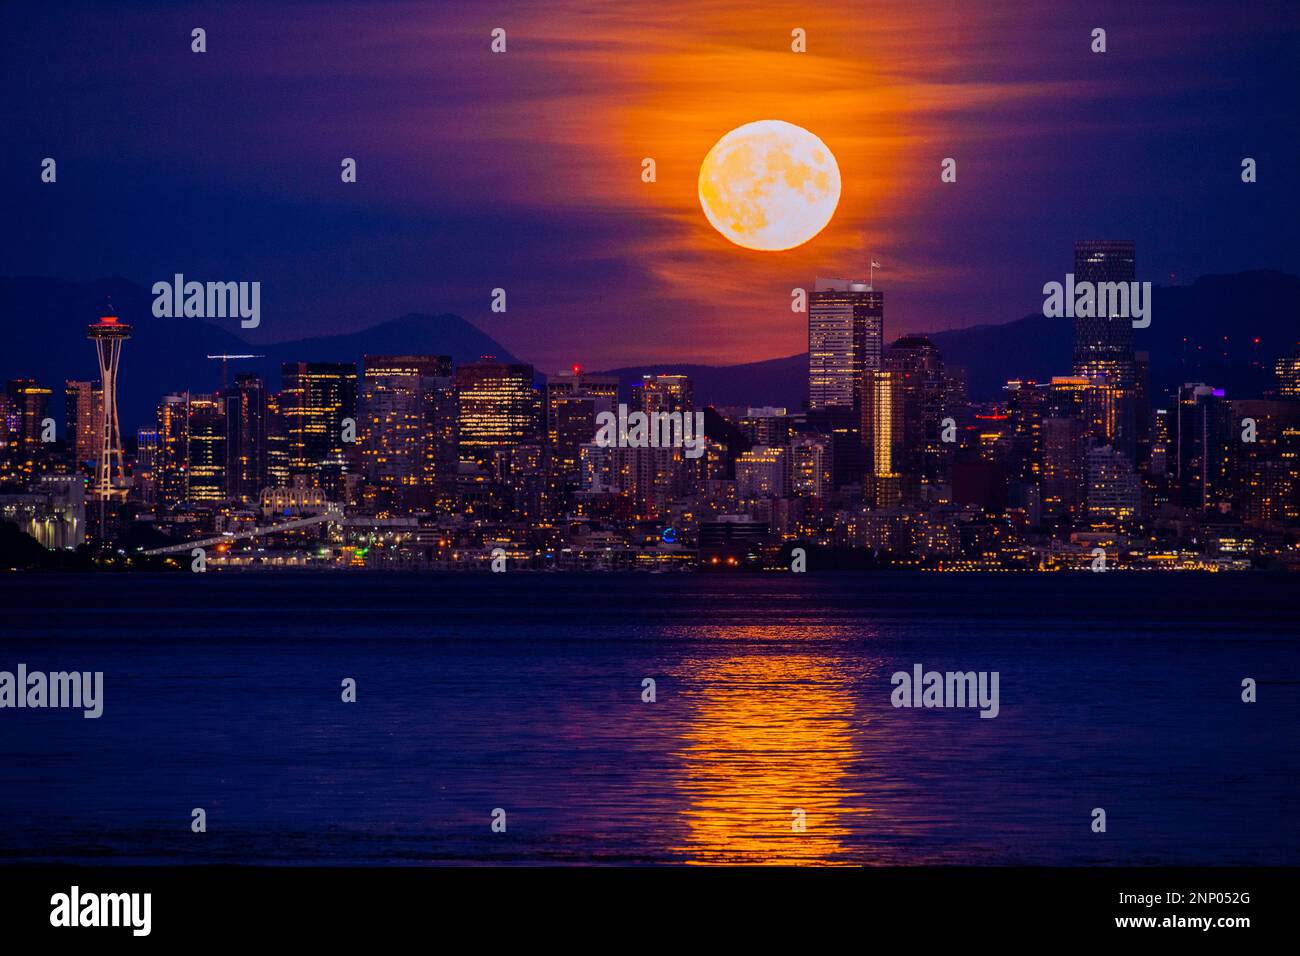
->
4, 0, 1299, 373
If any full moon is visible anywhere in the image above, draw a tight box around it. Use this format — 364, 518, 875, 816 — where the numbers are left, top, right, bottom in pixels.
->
698, 119, 841, 251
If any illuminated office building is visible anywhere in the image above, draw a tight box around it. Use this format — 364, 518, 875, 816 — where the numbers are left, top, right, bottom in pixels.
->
1086, 444, 1141, 526
1072, 240, 1138, 459
455, 357, 538, 465
2, 379, 53, 483
809, 278, 883, 411
862, 368, 903, 506
790, 434, 832, 498
1175, 383, 1232, 511
155, 393, 190, 510
633, 374, 693, 416
134, 426, 159, 505
280, 361, 358, 490
1276, 348, 1300, 397
809, 278, 882, 489
225, 373, 269, 504
1041, 416, 1086, 519
546, 368, 619, 485
735, 445, 789, 499
186, 394, 227, 503
886, 335, 951, 500
360, 354, 456, 512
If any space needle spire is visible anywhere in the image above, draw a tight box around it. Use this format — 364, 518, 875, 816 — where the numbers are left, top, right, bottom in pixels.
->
87, 301, 131, 504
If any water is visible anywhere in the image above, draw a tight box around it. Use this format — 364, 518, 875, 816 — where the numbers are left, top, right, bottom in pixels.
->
1, 572, 1296, 865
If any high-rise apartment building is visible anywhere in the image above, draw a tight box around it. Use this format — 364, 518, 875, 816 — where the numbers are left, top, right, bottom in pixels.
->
65, 380, 103, 471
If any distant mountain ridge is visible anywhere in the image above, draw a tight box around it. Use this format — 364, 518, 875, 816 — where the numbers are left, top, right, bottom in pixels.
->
2, 271, 1295, 428
596, 355, 808, 411
606, 271, 1300, 408
0, 277, 518, 427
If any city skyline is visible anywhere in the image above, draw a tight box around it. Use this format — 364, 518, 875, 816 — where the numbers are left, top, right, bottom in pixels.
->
5, 242, 1300, 573
3, 2, 1297, 929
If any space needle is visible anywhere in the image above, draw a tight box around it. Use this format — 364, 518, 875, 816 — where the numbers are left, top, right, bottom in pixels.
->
87, 303, 131, 504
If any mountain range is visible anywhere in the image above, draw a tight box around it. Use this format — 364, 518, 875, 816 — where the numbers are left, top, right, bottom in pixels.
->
2, 271, 1295, 429
0, 276, 518, 427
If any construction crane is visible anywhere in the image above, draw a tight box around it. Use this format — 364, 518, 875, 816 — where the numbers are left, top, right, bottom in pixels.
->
206, 353, 266, 391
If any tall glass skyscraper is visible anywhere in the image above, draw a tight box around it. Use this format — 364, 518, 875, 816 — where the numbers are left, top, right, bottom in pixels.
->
808, 278, 883, 490
225, 373, 269, 504
1072, 240, 1138, 460
808, 278, 883, 411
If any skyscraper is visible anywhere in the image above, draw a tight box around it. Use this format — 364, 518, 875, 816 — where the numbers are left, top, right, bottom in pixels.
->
225, 373, 269, 503
280, 362, 358, 491
1041, 416, 1086, 520
545, 368, 619, 488
1072, 240, 1136, 374
808, 278, 883, 411
134, 426, 159, 506
1072, 240, 1137, 459
156, 393, 190, 510
862, 368, 903, 506
186, 394, 227, 503
1175, 383, 1232, 511
885, 335, 951, 501
808, 278, 882, 489
790, 434, 833, 498
265, 392, 290, 489
360, 354, 456, 513
2, 379, 53, 484
1085, 444, 1141, 526
1003, 379, 1046, 483
65, 380, 103, 471
455, 357, 538, 465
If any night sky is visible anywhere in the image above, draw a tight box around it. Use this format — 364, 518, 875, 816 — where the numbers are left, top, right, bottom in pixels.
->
4, 0, 1298, 374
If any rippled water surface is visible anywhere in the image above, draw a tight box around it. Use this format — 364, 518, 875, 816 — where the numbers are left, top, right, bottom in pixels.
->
1, 572, 1296, 865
